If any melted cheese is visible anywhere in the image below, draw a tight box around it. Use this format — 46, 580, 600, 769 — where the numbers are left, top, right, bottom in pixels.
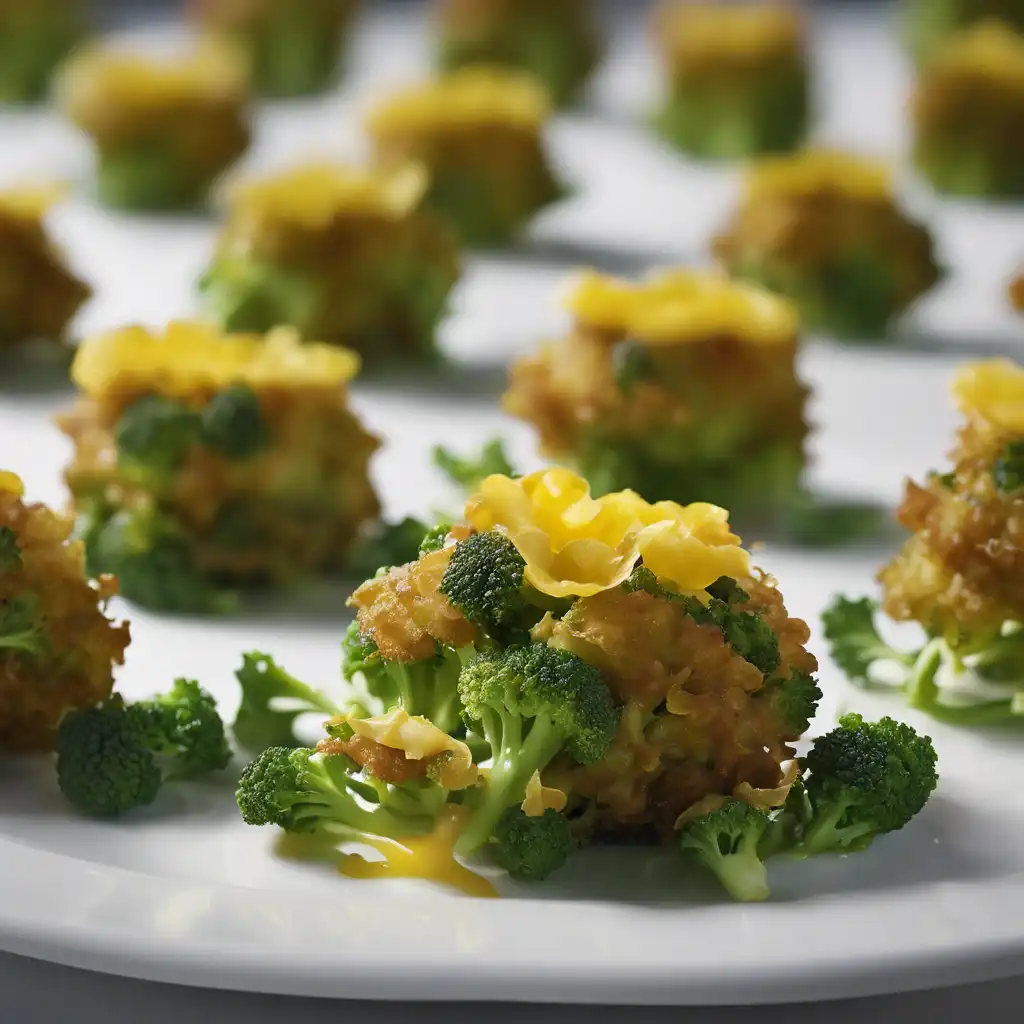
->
952, 358, 1024, 432
744, 149, 893, 203
0, 471, 25, 497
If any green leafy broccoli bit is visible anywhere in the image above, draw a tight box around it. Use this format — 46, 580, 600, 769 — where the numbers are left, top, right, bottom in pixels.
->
678, 799, 771, 903
96, 146, 206, 212
199, 384, 269, 460
114, 395, 202, 477
234, 652, 340, 753
821, 595, 916, 683
132, 678, 232, 779
56, 683, 230, 818
236, 745, 444, 840
0, 527, 22, 573
758, 669, 822, 736
456, 642, 617, 855
792, 713, 938, 856
419, 521, 453, 556
340, 621, 472, 735
784, 493, 889, 549
625, 567, 780, 677
491, 806, 575, 882
0, 595, 48, 658
994, 440, 1024, 495
347, 517, 434, 582
433, 438, 517, 493
613, 341, 655, 393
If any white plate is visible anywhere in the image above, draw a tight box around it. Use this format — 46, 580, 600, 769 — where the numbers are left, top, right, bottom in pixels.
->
1, 3, 1024, 1007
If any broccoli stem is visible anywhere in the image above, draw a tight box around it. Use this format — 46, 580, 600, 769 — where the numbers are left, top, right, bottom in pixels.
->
794, 797, 874, 857
709, 847, 771, 903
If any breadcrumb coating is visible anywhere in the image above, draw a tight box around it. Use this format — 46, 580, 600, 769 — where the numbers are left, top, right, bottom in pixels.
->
0, 476, 130, 753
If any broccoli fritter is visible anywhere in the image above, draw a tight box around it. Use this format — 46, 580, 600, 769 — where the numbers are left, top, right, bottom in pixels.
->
503, 269, 810, 522
366, 68, 565, 247
199, 163, 461, 363
58, 321, 380, 612
0, 473, 130, 753
58, 43, 251, 211
652, 1, 809, 159
190, 0, 358, 98
0, 188, 91, 350
712, 150, 942, 339
436, 0, 603, 107
904, 0, 1024, 67
0, 0, 86, 104
910, 22, 1024, 198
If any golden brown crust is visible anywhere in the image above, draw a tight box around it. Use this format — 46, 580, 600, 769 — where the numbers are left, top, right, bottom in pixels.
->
880, 418, 1024, 635
317, 734, 427, 784
0, 489, 130, 753
1011, 271, 1024, 313
349, 546, 477, 663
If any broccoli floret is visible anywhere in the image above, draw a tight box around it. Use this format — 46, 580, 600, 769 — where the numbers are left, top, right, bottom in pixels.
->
340, 623, 472, 735
0, 595, 48, 658
132, 678, 232, 779
625, 567, 780, 677
236, 745, 442, 840
491, 806, 575, 882
114, 395, 201, 477
234, 652, 340, 753
198, 259, 322, 336
199, 384, 269, 460
994, 439, 1024, 495
758, 669, 822, 737
56, 697, 163, 818
0, 526, 22, 573
433, 439, 516, 493
678, 799, 771, 903
821, 595, 917, 683
419, 521, 453, 556
347, 517, 434, 582
794, 713, 938, 856
56, 683, 231, 818
456, 642, 617, 855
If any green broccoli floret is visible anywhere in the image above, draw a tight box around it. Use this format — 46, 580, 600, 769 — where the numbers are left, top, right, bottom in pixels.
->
56, 683, 231, 818
793, 713, 938, 856
114, 395, 201, 477
0, 595, 48, 657
994, 439, 1024, 495
340, 622, 472, 735
198, 259, 321, 337
346, 517, 434, 582
758, 669, 822, 737
625, 567, 780, 677
821, 595, 917, 683
132, 678, 232, 779
456, 642, 618, 855
433, 438, 517, 493
0, 526, 22, 573
678, 799, 771, 903
233, 652, 340, 753
199, 384, 270, 460
419, 521, 453, 556
236, 745, 443, 840
491, 805, 575, 882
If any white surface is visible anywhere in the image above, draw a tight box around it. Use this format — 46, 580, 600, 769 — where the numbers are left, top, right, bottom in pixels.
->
1, 0, 1023, 1009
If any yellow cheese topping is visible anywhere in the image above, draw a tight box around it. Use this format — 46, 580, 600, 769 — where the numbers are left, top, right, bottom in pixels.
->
0, 183, 69, 222
743, 148, 894, 203
71, 320, 360, 399
59, 40, 248, 115
0, 471, 25, 497
521, 770, 567, 816
365, 66, 550, 136
952, 359, 1024, 433
566, 269, 799, 346
658, 2, 804, 60
465, 467, 751, 599
930, 21, 1024, 90
222, 161, 430, 229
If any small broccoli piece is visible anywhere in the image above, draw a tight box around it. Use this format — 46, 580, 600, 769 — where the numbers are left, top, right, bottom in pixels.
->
822, 595, 917, 683
491, 806, 575, 882
199, 384, 269, 459
56, 697, 162, 818
456, 642, 618, 855
784, 493, 888, 549
234, 652, 340, 753
705, 576, 748, 604
114, 395, 202, 476
433, 439, 517, 493
347, 517, 433, 581
678, 799, 772, 903
0, 595, 48, 658
419, 521, 453, 556
794, 713, 938, 857
994, 440, 1024, 495
236, 745, 441, 840
133, 678, 232, 780
759, 669, 822, 737
0, 526, 22, 573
